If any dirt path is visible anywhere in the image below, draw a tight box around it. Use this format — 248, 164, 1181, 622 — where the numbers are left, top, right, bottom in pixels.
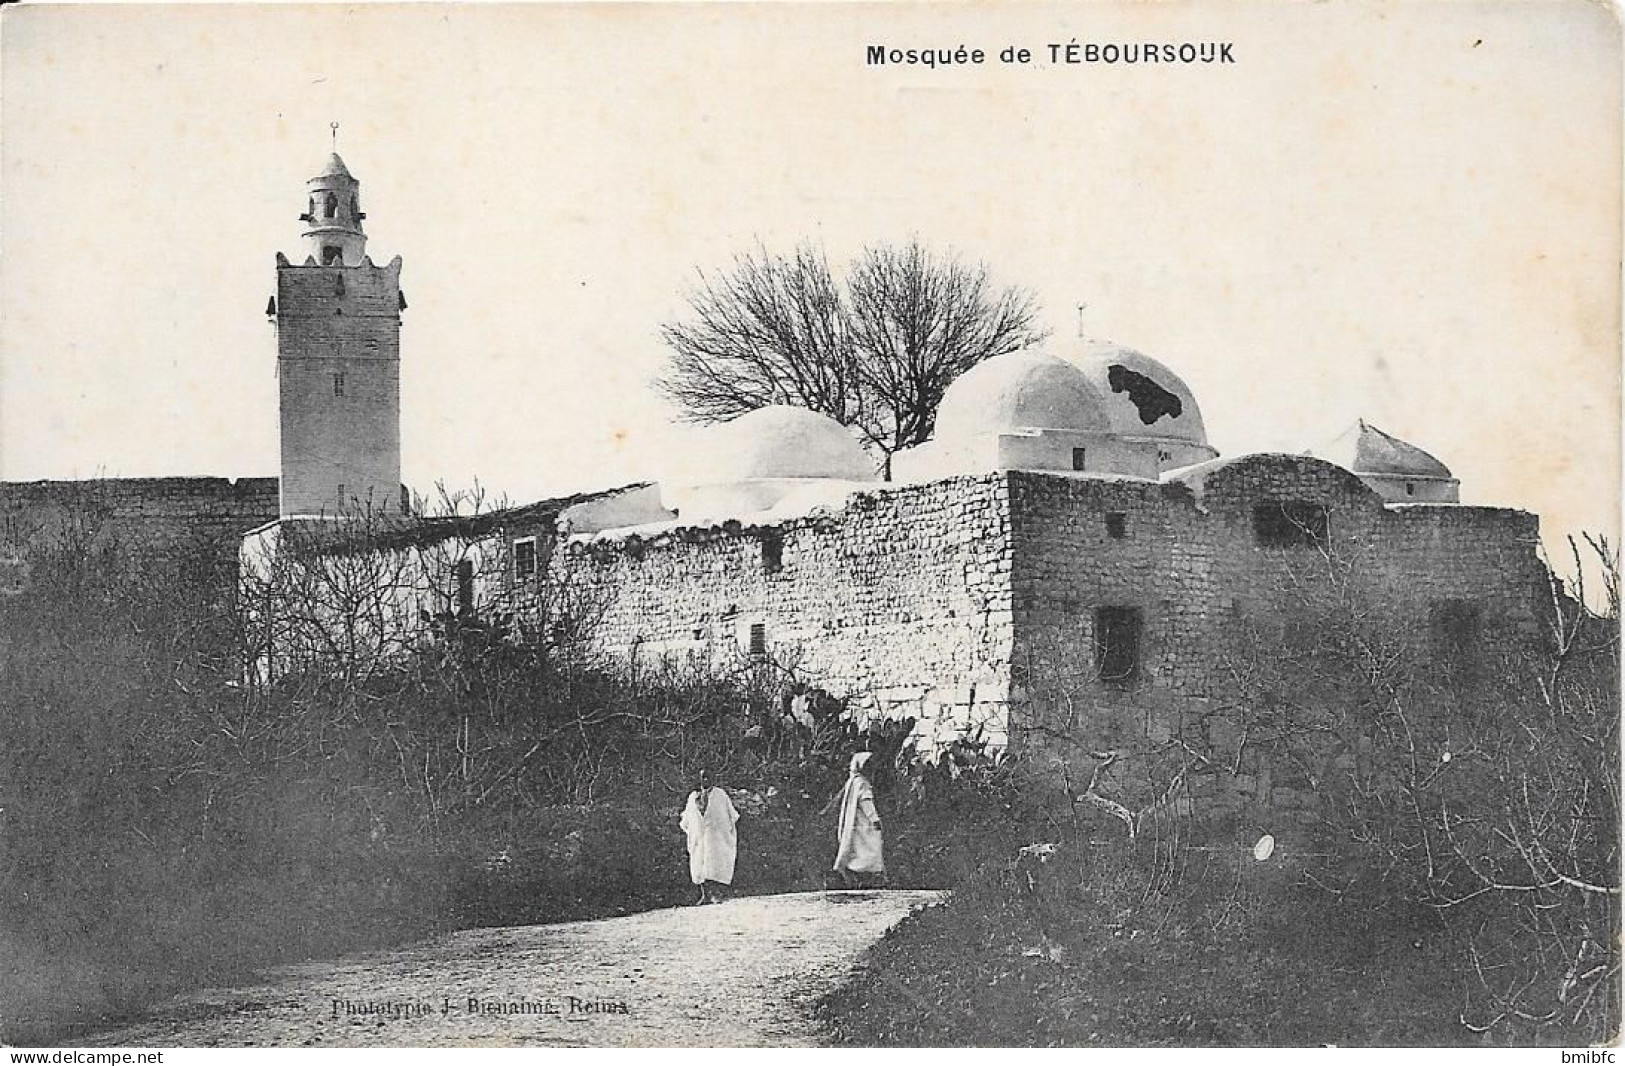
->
86, 890, 942, 1048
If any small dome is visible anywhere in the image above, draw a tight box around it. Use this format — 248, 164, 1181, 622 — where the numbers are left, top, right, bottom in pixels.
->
1072, 339, 1210, 447
317, 153, 353, 179
661, 406, 877, 521
1310, 420, 1459, 503
1315, 420, 1453, 478
704, 405, 877, 482
935, 350, 1111, 442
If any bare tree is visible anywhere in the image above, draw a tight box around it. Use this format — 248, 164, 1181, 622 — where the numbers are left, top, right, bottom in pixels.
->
846, 240, 1046, 465
658, 238, 1046, 475
657, 243, 860, 428
1197, 530, 1621, 1042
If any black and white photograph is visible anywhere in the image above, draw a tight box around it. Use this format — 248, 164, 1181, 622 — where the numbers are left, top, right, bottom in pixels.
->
0, 0, 1619, 1052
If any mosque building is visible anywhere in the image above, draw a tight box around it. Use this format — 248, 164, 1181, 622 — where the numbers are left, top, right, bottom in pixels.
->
232, 152, 1543, 776
7, 146, 1531, 772
537, 346, 1540, 759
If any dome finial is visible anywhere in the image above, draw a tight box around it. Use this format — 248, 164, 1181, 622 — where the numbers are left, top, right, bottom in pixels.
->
330, 121, 340, 151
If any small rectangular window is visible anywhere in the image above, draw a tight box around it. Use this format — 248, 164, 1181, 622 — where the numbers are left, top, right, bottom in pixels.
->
1105, 512, 1127, 539
333, 372, 346, 397
454, 559, 474, 617
513, 537, 537, 579
1072, 447, 1088, 471
1431, 600, 1481, 663
761, 530, 783, 574
748, 623, 767, 657
1252, 502, 1329, 548
1095, 606, 1143, 683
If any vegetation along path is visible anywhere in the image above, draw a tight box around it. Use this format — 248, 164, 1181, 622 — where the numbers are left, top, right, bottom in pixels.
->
87, 890, 943, 1048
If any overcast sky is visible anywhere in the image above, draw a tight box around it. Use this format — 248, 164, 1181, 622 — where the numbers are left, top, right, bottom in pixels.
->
2, 2, 1619, 554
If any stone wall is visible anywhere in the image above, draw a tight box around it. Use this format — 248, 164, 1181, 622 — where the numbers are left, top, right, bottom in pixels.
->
546, 458, 1547, 781
1004, 471, 1210, 751
1003, 457, 1547, 824
551, 476, 1019, 749
212, 455, 1551, 833
1185, 455, 1543, 641
1, 476, 280, 563
1007, 458, 1542, 695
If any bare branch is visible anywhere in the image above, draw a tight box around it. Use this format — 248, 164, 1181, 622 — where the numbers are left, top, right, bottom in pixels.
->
657, 238, 1047, 475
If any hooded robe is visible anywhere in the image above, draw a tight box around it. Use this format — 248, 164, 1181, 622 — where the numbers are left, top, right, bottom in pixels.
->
679, 785, 740, 886
833, 754, 885, 876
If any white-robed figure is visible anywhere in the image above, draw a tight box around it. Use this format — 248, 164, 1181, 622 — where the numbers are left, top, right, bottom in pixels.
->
679, 769, 739, 905
830, 752, 885, 886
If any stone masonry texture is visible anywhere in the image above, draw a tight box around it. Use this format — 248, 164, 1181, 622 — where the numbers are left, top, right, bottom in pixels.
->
551, 475, 1020, 748
538, 456, 1545, 780
276, 258, 402, 518
1, 476, 280, 565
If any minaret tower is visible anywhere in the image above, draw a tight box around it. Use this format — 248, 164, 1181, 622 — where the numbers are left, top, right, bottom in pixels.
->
268, 138, 405, 518
302, 151, 368, 266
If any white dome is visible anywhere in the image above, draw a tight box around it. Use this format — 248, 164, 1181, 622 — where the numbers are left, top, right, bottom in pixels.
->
935, 350, 1111, 442
704, 405, 877, 482
1315, 419, 1453, 479
1309, 420, 1460, 503
661, 406, 878, 520
1072, 339, 1210, 448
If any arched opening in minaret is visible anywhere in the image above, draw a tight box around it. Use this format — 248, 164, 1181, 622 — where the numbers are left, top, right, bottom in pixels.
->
323, 192, 337, 218
321, 246, 342, 266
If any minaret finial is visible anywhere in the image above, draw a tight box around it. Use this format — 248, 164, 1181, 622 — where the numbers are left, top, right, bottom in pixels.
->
330, 122, 340, 150
1076, 303, 1087, 340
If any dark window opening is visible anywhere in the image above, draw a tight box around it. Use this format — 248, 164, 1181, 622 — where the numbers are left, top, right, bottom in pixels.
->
1071, 447, 1088, 471
1106, 512, 1127, 539
1431, 600, 1481, 663
322, 246, 343, 266
350, 195, 360, 219
748, 623, 767, 658
1405, 482, 1416, 497
1094, 606, 1143, 683
761, 530, 784, 574
1252, 501, 1329, 548
513, 538, 537, 580
454, 559, 474, 617
333, 372, 345, 397
323, 192, 337, 218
